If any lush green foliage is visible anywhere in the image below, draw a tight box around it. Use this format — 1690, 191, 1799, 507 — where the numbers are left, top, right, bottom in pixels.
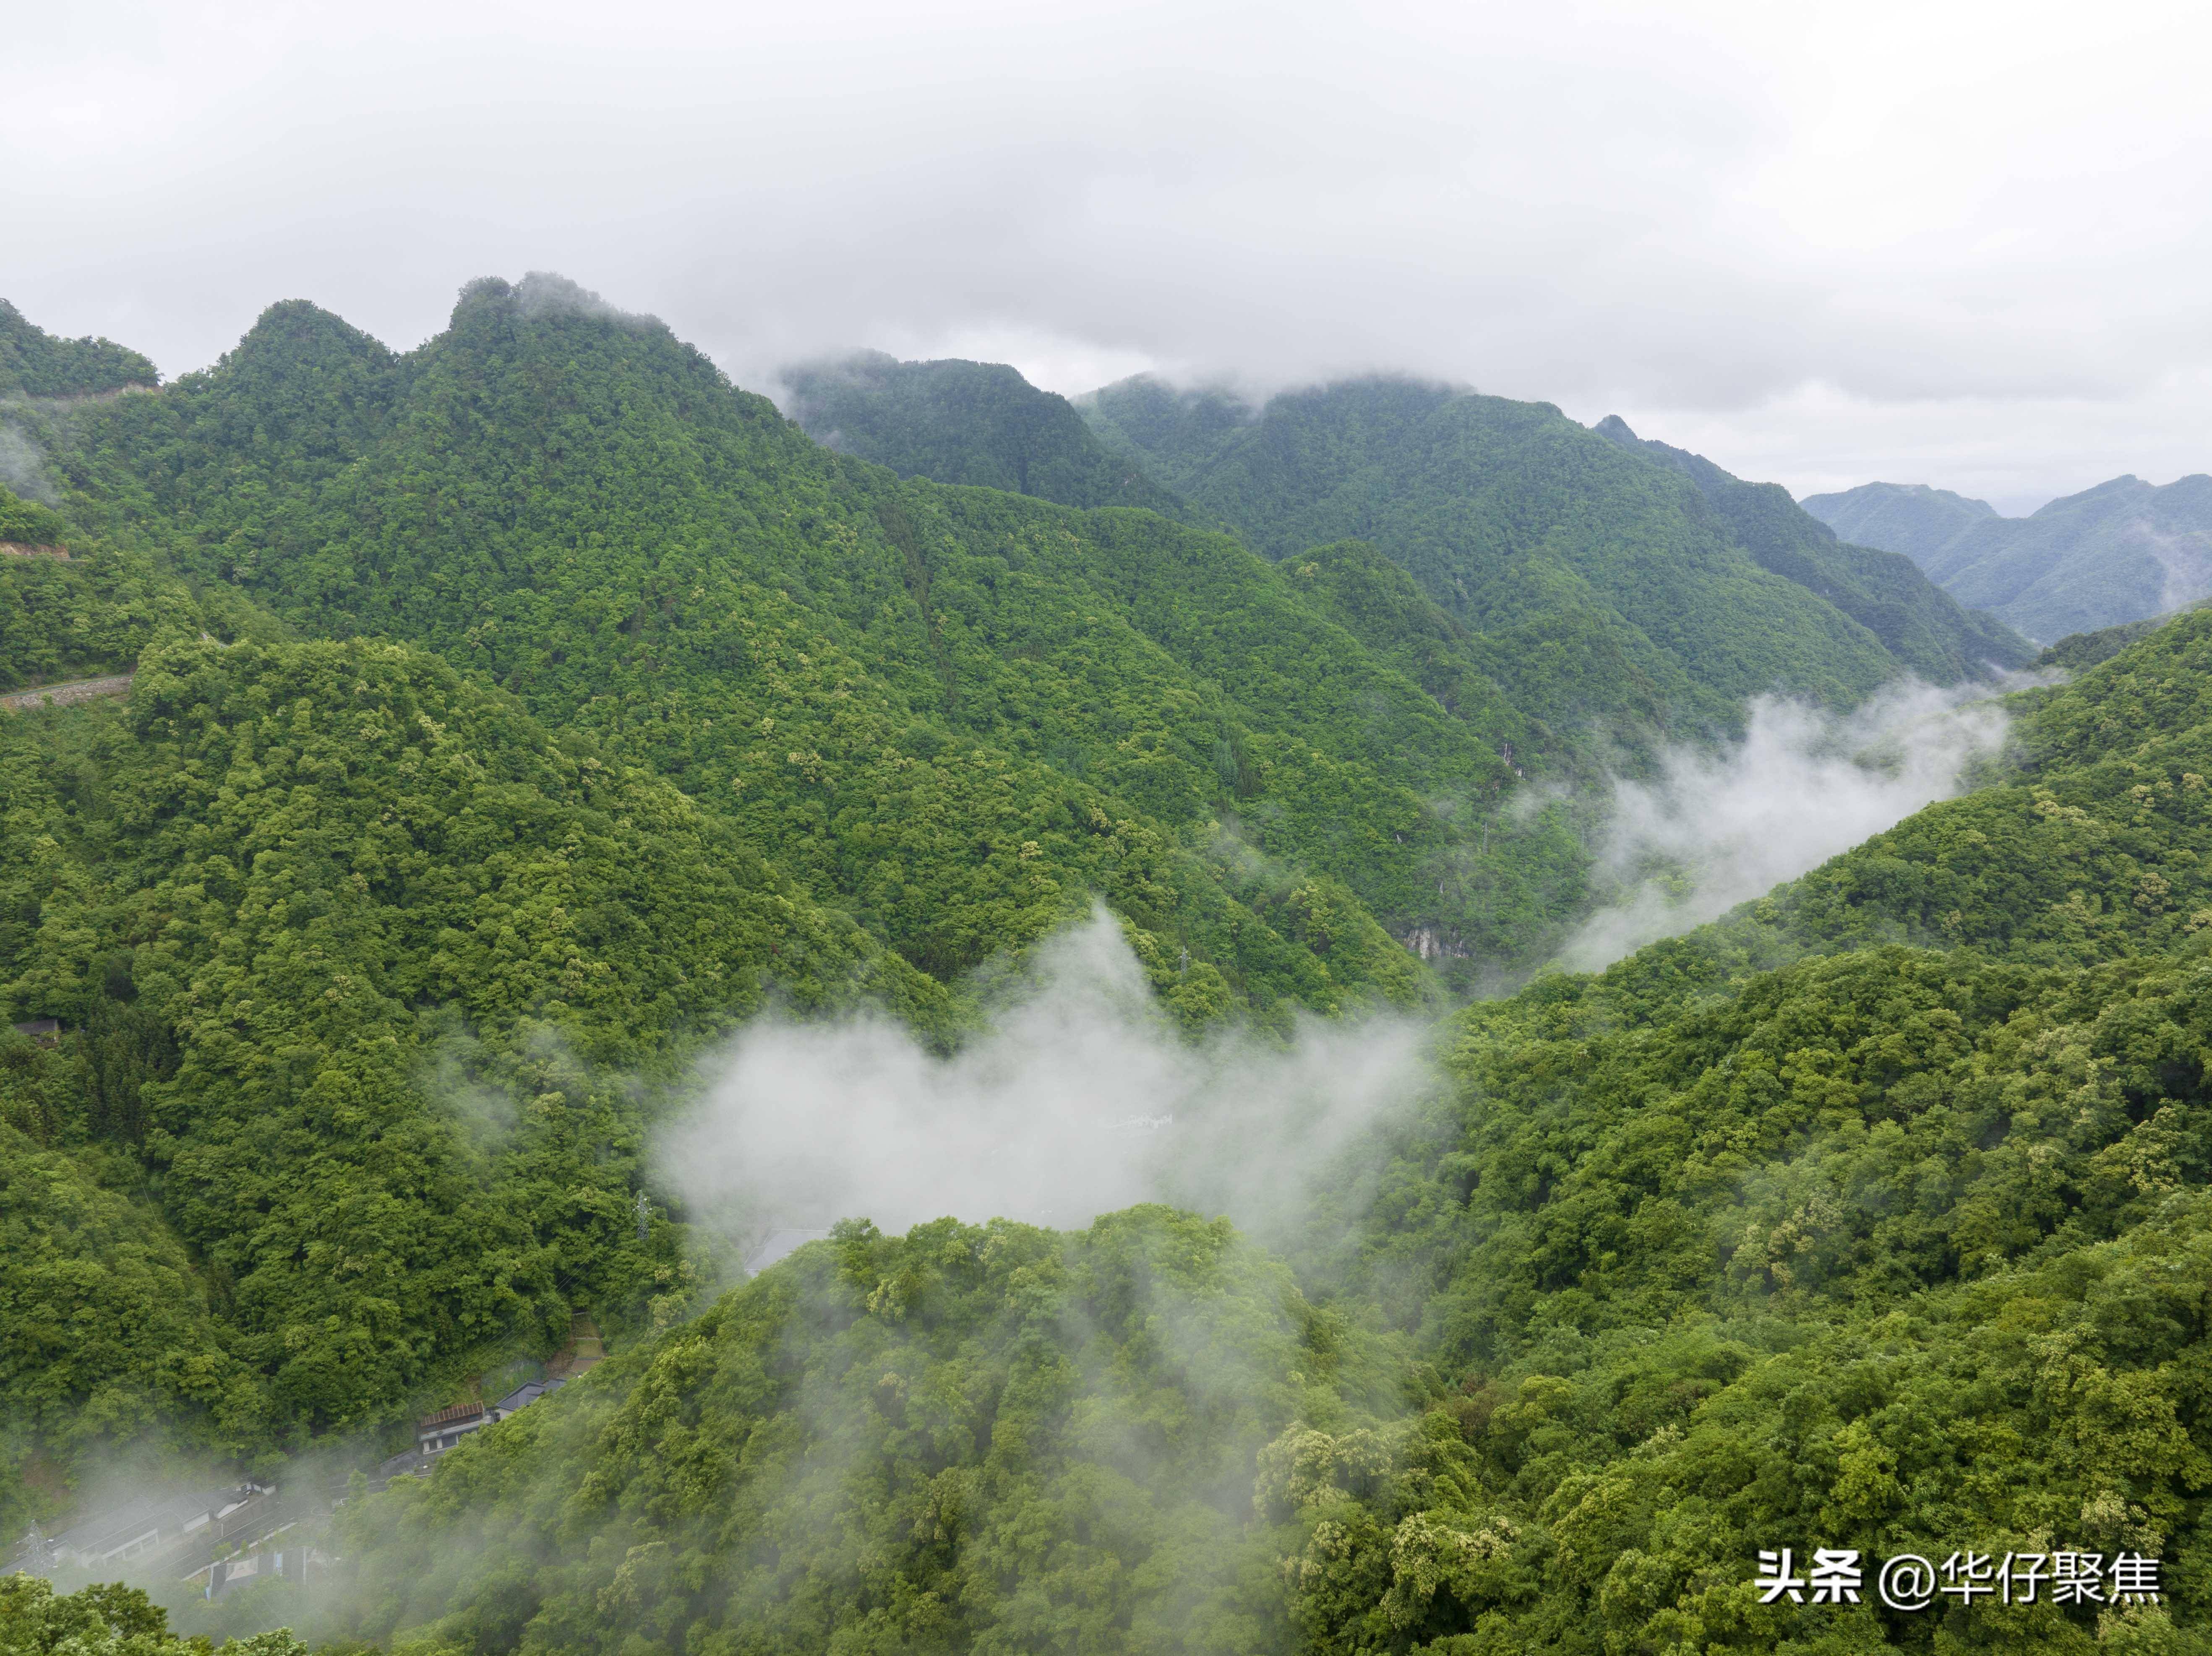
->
32, 277, 1581, 983
1594, 417, 2032, 678
320, 612, 2212, 1652
0, 635, 951, 1522
0, 1573, 306, 1656
0, 301, 160, 400
1079, 377, 2012, 741
0, 484, 272, 695
782, 351, 1192, 518
1805, 476, 2212, 646
1799, 482, 2000, 564
2038, 610, 2204, 674
0, 487, 72, 548
326, 1206, 1409, 1656
17, 281, 2212, 1652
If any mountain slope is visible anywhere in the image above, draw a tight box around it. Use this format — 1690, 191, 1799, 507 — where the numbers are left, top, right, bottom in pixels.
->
328, 1207, 1404, 1656
313, 606, 2212, 1655
25, 277, 1596, 990
1805, 474, 2212, 643
0, 483, 279, 694
0, 635, 955, 1521
1594, 416, 2032, 678
0, 299, 160, 400
1081, 376, 2005, 745
781, 351, 1191, 518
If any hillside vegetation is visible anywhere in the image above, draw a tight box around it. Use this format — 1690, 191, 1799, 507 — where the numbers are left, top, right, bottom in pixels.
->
301, 607, 2212, 1654
775, 357, 2029, 746
1, 635, 955, 1521
0, 278, 1578, 1519
1080, 377, 2033, 733
0, 484, 278, 694
782, 351, 1192, 518
20, 277, 1602, 985
5, 280, 2207, 1653
1, 301, 160, 401
1595, 417, 2029, 682
1798, 481, 2000, 563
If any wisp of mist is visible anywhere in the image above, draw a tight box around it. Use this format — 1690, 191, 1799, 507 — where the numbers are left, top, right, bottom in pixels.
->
1561, 680, 2011, 971
656, 910, 1434, 1263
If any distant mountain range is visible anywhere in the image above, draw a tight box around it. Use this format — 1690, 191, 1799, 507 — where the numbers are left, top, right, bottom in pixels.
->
1802, 474, 2212, 644
784, 360, 2032, 747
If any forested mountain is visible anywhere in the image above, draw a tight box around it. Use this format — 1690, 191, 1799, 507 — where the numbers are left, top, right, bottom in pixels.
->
17, 276, 1607, 990
780, 351, 1190, 518
1080, 376, 2029, 740
11, 278, 2212, 1653
1798, 479, 2000, 562
0, 484, 279, 693
0, 634, 953, 1520
0, 277, 1583, 1531
1805, 474, 2212, 643
294, 606, 2212, 1654
1593, 417, 2031, 680
0, 301, 160, 400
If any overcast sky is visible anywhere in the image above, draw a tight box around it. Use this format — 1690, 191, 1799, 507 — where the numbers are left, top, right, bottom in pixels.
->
8, 0, 2207, 513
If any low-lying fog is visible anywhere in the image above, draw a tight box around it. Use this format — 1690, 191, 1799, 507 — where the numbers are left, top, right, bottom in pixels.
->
661, 677, 2016, 1256
1560, 679, 2012, 971
656, 911, 1435, 1262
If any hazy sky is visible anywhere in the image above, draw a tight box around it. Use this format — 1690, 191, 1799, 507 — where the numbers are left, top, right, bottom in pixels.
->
8, 0, 2206, 513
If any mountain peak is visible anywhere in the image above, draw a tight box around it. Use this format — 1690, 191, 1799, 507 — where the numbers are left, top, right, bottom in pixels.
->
780, 351, 1189, 516
0, 297, 162, 397
450, 272, 665, 336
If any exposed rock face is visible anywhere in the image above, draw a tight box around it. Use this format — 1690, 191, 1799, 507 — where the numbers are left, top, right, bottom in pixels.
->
1402, 924, 1468, 961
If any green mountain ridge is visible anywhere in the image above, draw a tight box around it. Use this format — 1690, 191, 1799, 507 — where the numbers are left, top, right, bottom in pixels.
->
287, 606, 2212, 1654
0, 301, 161, 402
1805, 474, 2212, 644
9, 280, 2212, 1654
18, 275, 1601, 987
1796, 479, 1999, 562
776, 356, 2033, 752
1592, 416, 2032, 680
1078, 374, 2029, 737
781, 350, 1193, 519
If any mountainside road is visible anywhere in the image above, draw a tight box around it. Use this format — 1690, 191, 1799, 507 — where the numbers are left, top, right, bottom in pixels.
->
1, 673, 133, 711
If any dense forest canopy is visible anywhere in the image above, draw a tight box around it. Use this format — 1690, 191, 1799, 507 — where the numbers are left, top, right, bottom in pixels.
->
16, 276, 1613, 987
1077, 375, 2033, 722
767, 352, 2034, 735
0, 301, 160, 401
1591, 416, 2030, 680
780, 351, 1193, 519
3, 279, 2209, 1654
297, 607, 2212, 1655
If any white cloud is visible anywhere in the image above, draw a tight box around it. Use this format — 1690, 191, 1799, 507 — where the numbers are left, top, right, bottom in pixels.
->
1559, 680, 2012, 971
655, 909, 1433, 1259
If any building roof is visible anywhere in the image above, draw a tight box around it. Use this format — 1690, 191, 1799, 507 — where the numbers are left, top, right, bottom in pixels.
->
419, 1402, 486, 1431
493, 1377, 564, 1415
50, 1485, 249, 1556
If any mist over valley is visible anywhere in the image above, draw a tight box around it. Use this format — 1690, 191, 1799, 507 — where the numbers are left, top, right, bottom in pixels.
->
8, 7, 2212, 1646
